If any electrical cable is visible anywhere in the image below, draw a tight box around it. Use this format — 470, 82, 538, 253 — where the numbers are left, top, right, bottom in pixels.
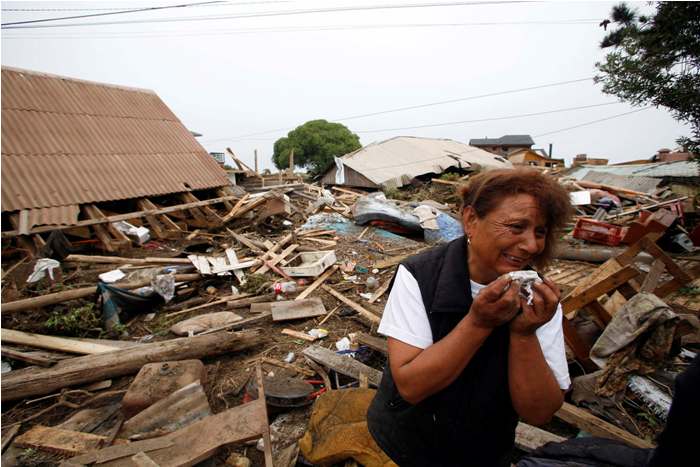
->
533, 107, 652, 137
2, 1, 533, 30
1, 1, 224, 27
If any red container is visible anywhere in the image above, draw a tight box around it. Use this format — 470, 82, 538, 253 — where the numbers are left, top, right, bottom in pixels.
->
572, 218, 626, 246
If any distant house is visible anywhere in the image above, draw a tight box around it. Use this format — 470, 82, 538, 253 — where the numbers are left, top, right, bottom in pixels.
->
571, 154, 609, 167
319, 136, 512, 189
468, 135, 534, 157
652, 148, 695, 163
1, 66, 230, 235
507, 148, 565, 169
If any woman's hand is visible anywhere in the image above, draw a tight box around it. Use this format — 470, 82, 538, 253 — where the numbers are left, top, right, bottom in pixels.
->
468, 275, 521, 329
510, 277, 560, 336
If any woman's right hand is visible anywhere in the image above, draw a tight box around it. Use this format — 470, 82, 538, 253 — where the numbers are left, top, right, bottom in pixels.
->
468, 275, 521, 329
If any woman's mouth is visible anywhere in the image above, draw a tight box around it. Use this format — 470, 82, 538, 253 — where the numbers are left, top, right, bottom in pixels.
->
502, 252, 528, 267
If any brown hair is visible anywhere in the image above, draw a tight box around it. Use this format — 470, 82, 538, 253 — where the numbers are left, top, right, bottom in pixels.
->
458, 168, 572, 269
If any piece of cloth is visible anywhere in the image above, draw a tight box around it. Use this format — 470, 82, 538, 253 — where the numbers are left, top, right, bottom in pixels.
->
516, 436, 652, 467
590, 293, 679, 396
170, 312, 242, 336
378, 264, 570, 389
298, 388, 396, 467
26, 258, 61, 283
369, 237, 515, 467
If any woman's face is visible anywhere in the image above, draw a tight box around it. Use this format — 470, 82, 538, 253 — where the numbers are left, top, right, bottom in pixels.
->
463, 193, 547, 284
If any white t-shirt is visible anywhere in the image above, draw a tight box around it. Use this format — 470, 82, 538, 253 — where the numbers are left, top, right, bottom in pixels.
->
378, 265, 571, 390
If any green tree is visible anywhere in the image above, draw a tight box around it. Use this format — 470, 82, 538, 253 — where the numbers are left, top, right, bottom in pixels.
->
272, 120, 361, 175
595, 2, 700, 153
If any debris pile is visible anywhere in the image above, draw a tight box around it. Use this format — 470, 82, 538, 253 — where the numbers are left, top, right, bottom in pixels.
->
1, 165, 699, 466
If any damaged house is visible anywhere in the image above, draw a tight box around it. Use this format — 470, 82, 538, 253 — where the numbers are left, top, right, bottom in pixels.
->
1, 67, 235, 253
320, 135, 512, 189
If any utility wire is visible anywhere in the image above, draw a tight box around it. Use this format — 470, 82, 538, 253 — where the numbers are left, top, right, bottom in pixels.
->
203, 76, 594, 143
354, 101, 622, 133
1, 1, 223, 27
534, 107, 651, 137
2, 19, 599, 39
1, 1, 287, 12
2, 1, 531, 29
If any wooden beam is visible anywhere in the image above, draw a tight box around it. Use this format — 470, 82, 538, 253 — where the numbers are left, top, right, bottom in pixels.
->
515, 422, 566, 452
303, 345, 382, 387
1, 346, 56, 367
355, 332, 388, 354
321, 285, 381, 325
15, 426, 107, 456
1, 273, 200, 314
255, 243, 298, 275
2, 195, 240, 238
640, 258, 666, 293
1, 329, 263, 402
368, 279, 392, 304
561, 266, 640, 314
1, 329, 121, 355
65, 254, 191, 265
295, 265, 338, 301
555, 402, 653, 449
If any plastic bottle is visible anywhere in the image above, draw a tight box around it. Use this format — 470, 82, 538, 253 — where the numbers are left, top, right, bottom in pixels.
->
273, 281, 297, 295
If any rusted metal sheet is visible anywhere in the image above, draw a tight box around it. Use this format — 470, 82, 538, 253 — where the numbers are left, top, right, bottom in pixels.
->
26, 205, 80, 229
1, 67, 228, 213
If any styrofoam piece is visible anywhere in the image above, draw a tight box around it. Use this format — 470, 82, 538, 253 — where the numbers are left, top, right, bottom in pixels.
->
280, 251, 337, 277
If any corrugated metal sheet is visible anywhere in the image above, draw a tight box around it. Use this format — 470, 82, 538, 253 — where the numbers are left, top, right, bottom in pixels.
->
1, 67, 229, 213
334, 136, 512, 188
26, 205, 80, 229
567, 161, 700, 181
582, 170, 661, 194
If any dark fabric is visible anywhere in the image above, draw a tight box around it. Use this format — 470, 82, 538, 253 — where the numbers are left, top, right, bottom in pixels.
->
646, 354, 700, 467
516, 437, 652, 467
96, 282, 163, 330
40, 230, 73, 261
367, 236, 518, 467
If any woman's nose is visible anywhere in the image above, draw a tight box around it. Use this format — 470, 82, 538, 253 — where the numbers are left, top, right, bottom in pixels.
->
520, 230, 540, 254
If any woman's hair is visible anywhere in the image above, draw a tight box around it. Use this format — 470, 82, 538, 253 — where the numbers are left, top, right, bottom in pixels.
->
458, 168, 573, 269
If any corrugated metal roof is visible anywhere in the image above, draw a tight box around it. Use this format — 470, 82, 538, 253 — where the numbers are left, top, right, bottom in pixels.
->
582, 170, 661, 194
1, 67, 229, 213
469, 135, 534, 146
26, 205, 80, 229
337, 136, 513, 188
567, 161, 700, 180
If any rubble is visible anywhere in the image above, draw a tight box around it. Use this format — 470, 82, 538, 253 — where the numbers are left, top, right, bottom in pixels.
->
2, 164, 699, 467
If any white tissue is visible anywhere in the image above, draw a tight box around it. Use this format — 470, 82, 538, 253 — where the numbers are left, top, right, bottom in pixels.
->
507, 270, 542, 305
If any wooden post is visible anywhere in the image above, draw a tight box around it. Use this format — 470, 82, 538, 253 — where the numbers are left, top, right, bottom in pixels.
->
1, 330, 263, 402
289, 148, 294, 172
254, 149, 259, 174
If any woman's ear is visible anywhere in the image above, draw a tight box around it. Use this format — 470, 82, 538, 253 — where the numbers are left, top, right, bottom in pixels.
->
462, 206, 476, 237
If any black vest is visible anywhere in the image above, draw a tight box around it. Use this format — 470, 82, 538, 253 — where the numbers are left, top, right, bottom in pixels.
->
367, 236, 518, 467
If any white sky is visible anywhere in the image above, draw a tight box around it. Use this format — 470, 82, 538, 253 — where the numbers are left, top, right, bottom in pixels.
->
1, 0, 691, 172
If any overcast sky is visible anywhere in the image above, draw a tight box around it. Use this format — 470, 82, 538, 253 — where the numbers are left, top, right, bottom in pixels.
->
2, 1, 691, 171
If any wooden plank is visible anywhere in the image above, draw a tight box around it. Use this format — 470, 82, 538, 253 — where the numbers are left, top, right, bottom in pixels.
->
515, 422, 566, 452
225, 248, 246, 284
260, 357, 315, 377
272, 298, 326, 322
1, 346, 57, 366
65, 254, 192, 265
3, 195, 240, 239
181, 192, 223, 223
295, 265, 338, 301
1, 273, 200, 314
256, 364, 274, 467
561, 266, 640, 314
209, 259, 261, 274
18, 209, 30, 235
139, 198, 183, 233
321, 285, 381, 325
14, 425, 107, 456
355, 332, 388, 354
62, 436, 173, 465
281, 329, 317, 342
584, 300, 612, 326
86, 204, 131, 248
639, 236, 692, 283
368, 279, 392, 304
255, 243, 298, 275
1, 329, 263, 402
57, 403, 121, 433
1, 425, 20, 453
555, 402, 653, 449
227, 229, 263, 253
1, 329, 120, 355
302, 345, 382, 387
640, 258, 666, 293
131, 452, 161, 467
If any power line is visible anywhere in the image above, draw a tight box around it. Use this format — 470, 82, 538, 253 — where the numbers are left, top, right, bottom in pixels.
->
1, 1, 287, 12
354, 101, 622, 133
1, 1, 223, 27
2, 1, 532, 29
202, 76, 594, 143
533, 107, 652, 137
1, 19, 600, 39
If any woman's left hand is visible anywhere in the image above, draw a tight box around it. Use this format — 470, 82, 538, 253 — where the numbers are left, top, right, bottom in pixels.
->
509, 277, 561, 336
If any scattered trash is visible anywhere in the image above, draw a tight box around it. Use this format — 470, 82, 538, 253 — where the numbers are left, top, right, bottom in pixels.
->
98, 269, 126, 283
27, 258, 61, 283
308, 328, 329, 339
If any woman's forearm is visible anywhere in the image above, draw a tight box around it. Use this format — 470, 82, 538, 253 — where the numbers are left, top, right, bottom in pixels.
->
390, 313, 491, 404
508, 332, 564, 425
